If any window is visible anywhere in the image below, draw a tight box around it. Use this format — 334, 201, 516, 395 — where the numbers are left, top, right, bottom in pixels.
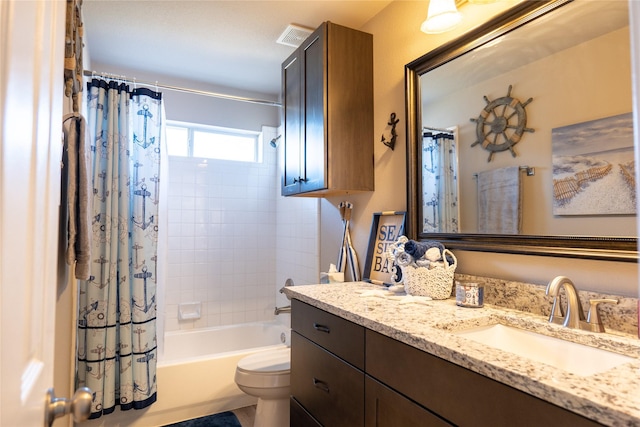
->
166, 121, 261, 162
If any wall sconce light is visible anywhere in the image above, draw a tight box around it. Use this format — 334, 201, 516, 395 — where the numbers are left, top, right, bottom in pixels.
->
421, 0, 462, 34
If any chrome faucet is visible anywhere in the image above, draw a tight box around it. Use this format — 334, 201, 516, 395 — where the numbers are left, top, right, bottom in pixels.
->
275, 279, 294, 314
546, 276, 585, 329
279, 278, 294, 300
545, 276, 617, 332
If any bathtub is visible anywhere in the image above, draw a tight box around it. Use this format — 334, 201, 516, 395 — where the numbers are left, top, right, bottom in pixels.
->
82, 321, 290, 427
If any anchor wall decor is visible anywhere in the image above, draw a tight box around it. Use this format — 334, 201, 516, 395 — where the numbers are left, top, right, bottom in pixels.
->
381, 112, 400, 150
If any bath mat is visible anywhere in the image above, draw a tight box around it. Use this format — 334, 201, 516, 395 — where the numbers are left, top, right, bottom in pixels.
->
162, 411, 242, 427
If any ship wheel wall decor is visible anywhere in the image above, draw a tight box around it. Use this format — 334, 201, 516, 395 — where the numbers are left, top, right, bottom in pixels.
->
470, 85, 534, 162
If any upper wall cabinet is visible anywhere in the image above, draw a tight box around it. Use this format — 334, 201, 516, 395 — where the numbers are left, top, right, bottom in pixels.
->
281, 22, 374, 197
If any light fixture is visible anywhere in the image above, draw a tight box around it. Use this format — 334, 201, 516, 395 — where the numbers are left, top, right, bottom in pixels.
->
421, 0, 462, 34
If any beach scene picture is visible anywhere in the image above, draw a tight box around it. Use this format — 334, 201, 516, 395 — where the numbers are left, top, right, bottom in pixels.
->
552, 112, 636, 215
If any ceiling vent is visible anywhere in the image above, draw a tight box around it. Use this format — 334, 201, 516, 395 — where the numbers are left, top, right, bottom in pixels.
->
277, 24, 313, 48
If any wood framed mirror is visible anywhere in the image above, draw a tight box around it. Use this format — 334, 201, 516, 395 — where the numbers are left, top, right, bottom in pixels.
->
405, 0, 637, 262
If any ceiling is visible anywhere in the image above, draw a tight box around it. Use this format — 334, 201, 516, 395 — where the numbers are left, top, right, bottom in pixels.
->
422, 0, 629, 105
82, 1, 393, 99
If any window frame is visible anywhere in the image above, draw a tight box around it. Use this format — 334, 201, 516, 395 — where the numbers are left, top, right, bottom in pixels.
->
166, 120, 262, 163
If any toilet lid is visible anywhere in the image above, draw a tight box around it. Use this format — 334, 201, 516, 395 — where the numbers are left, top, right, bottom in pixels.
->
237, 347, 290, 373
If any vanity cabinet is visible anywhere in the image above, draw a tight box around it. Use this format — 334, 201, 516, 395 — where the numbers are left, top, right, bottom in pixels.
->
364, 376, 452, 427
291, 299, 603, 427
366, 329, 602, 427
290, 299, 364, 426
281, 21, 373, 197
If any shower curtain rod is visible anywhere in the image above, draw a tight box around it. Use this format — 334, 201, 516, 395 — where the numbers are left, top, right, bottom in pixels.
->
82, 70, 282, 108
423, 126, 454, 133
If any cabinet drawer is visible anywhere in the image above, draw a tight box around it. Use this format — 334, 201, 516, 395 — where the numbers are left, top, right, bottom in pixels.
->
291, 331, 364, 427
292, 299, 364, 369
291, 396, 322, 427
365, 376, 452, 427
365, 330, 602, 427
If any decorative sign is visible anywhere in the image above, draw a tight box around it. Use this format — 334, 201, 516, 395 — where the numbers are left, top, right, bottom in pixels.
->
363, 211, 406, 285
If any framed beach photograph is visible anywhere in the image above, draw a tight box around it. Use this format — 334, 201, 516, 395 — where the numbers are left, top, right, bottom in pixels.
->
551, 112, 636, 216
362, 211, 406, 286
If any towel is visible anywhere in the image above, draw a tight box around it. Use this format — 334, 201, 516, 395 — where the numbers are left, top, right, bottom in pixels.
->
477, 166, 522, 234
63, 113, 92, 280
404, 240, 445, 259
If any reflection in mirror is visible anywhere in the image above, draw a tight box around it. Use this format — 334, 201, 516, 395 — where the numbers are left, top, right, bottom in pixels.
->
406, 0, 638, 261
422, 126, 459, 233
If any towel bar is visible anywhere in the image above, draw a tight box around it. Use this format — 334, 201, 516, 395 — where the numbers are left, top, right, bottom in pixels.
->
474, 166, 534, 178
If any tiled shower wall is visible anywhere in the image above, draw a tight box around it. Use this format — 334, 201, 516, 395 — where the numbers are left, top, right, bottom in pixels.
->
165, 129, 278, 331
274, 187, 320, 309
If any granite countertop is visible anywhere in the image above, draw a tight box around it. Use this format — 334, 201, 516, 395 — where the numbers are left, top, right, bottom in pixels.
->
285, 281, 640, 426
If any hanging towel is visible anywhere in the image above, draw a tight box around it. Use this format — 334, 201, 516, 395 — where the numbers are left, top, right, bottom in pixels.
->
62, 113, 92, 280
477, 166, 522, 234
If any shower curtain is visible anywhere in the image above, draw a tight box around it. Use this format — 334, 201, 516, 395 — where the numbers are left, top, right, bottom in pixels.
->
422, 129, 459, 233
76, 78, 163, 419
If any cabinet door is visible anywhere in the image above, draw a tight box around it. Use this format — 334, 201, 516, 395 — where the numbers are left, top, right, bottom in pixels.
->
300, 28, 326, 193
291, 397, 322, 427
366, 330, 602, 427
291, 299, 365, 369
365, 376, 453, 427
291, 332, 364, 427
282, 51, 302, 195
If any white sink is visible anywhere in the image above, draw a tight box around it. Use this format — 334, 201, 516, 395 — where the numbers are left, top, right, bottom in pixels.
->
453, 323, 635, 376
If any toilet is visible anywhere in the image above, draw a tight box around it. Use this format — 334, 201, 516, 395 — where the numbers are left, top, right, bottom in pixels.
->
234, 347, 291, 427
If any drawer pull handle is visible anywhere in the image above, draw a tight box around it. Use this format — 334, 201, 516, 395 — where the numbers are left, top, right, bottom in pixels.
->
313, 323, 330, 333
313, 378, 330, 393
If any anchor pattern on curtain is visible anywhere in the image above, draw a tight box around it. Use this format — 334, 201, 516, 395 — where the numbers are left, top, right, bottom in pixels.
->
422, 130, 459, 233
77, 79, 162, 418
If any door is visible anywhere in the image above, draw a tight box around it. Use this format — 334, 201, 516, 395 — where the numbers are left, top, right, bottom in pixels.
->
300, 27, 326, 193
281, 25, 326, 196
282, 51, 303, 195
1, 0, 66, 425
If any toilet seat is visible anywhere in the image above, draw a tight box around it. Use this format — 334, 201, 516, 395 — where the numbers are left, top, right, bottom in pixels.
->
237, 347, 290, 374
235, 347, 291, 389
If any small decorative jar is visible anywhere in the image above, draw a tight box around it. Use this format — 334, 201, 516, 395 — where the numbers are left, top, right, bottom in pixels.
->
455, 281, 484, 308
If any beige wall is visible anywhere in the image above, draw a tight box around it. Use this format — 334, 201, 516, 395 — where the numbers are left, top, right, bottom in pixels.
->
427, 27, 634, 236
321, 0, 639, 297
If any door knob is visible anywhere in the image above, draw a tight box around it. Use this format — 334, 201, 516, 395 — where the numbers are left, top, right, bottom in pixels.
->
45, 387, 92, 426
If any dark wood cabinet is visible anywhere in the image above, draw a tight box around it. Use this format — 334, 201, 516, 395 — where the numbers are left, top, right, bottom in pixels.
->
291, 300, 604, 427
281, 21, 373, 197
290, 397, 322, 427
291, 332, 364, 427
291, 299, 365, 426
364, 376, 452, 427
291, 299, 364, 369
365, 329, 603, 427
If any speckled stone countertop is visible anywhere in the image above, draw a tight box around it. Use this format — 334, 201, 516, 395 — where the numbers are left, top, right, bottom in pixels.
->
284, 281, 640, 426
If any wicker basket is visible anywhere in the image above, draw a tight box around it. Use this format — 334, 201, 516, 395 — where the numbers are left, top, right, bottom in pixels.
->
401, 249, 457, 299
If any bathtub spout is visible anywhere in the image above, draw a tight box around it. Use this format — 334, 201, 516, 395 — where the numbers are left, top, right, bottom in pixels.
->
274, 305, 291, 315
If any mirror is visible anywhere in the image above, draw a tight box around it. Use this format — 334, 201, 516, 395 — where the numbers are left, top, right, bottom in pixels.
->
406, 0, 637, 262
